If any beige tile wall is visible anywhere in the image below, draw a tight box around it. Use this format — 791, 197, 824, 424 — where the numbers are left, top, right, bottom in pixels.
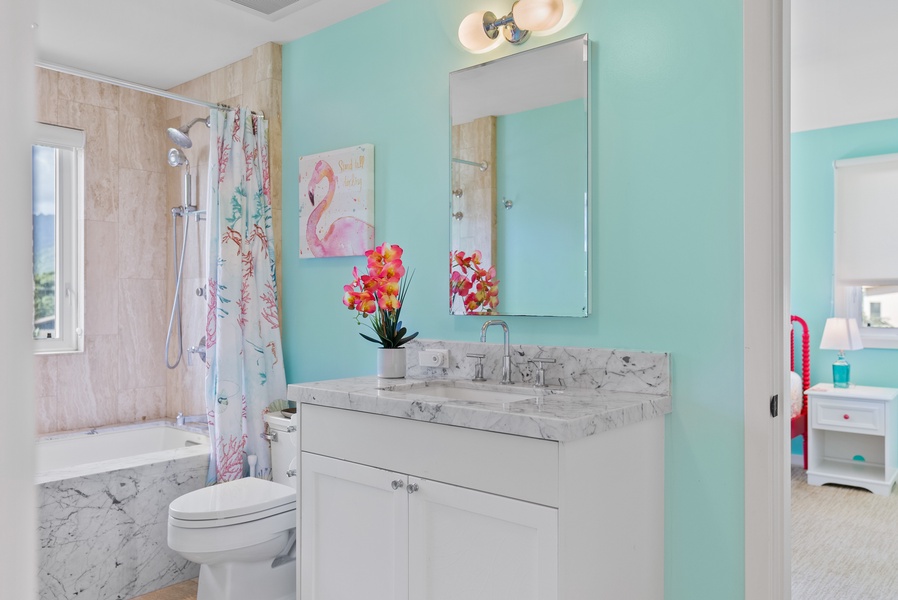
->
34, 70, 168, 434
451, 116, 498, 268
33, 42, 282, 434
164, 42, 283, 421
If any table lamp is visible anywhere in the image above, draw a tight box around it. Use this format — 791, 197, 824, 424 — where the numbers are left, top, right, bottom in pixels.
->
819, 317, 864, 388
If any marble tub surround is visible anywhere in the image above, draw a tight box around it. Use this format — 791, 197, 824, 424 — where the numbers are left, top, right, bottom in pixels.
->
36, 421, 209, 600
288, 373, 670, 443
37, 451, 207, 600
404, 338, 670, 394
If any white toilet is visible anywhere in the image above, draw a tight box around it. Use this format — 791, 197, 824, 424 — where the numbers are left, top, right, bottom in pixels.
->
168, 412, 298, 600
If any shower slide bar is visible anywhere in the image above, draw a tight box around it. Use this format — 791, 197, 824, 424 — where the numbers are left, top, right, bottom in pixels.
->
172, 207, 206, 221
452, 157, 489, 172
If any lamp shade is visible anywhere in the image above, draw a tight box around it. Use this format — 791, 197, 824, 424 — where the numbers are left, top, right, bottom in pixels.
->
512, 0, 564, 31
819, 317, 864, 351
458, 12, 502, 53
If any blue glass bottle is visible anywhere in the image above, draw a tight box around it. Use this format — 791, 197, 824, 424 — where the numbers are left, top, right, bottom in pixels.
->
832, 353, 850, 388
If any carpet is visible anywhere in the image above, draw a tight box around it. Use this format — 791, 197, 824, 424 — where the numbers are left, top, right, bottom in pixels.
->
792, 465, 898, 599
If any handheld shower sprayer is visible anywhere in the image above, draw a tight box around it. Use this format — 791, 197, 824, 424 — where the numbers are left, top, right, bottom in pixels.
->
167, 147, 194, 210
167, 147, 189, 169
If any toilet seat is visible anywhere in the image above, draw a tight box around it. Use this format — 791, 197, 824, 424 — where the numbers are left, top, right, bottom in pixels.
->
168, 506, 296, 556
170, 477, 296, 528
167, 413, 299, 600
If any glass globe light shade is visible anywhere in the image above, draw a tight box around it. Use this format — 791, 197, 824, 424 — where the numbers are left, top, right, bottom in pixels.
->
512, 0, 564, 31
458, 11, 502, 53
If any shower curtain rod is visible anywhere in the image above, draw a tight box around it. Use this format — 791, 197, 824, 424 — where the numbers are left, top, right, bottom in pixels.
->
36, 60, 227, 111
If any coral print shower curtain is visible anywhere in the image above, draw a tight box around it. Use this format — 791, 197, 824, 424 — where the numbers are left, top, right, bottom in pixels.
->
205, 107, 286, 484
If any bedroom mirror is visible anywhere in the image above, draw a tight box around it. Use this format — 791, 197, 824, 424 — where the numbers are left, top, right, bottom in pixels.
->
449, 34, 589, 317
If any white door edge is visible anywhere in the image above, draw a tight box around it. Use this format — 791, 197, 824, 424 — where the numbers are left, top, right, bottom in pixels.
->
744, 0, 790, 598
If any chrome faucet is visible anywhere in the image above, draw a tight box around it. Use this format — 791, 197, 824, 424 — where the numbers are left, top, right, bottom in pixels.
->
480, 319, 513, 384
175, 412, 207, 427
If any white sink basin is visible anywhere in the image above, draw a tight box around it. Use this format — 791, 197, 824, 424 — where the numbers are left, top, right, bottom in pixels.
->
412, 382, 535, 405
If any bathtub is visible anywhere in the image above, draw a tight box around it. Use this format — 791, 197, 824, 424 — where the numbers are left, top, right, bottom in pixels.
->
37, 421, 210, 600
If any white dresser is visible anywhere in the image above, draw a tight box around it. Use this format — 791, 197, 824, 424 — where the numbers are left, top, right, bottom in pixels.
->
806, 383, 898, 496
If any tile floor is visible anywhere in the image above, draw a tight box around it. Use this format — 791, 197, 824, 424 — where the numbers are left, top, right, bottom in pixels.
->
131, 579, 197, 600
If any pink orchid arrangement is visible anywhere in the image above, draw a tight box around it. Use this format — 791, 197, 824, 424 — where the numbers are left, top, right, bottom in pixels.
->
449, 250, 500, 314
343, 243, 418, 348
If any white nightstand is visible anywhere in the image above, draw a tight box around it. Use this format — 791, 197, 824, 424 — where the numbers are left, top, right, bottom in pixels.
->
806, 383, 898, 496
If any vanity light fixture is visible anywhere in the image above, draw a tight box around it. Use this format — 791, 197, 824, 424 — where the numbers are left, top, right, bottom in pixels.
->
458, 0, 564, 53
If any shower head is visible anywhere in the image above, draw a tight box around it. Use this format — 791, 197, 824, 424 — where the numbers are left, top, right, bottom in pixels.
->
167, 147, 189, 169
167, 127, 192, 149
166, 116, 210, 149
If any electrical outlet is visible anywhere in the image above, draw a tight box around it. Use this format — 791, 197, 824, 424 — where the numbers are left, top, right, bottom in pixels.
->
419, 349, 449, 368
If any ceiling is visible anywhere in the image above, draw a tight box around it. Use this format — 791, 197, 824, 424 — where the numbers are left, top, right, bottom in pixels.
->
791, 0, 898, 132
33, 0, 898, 132
34, 0, 387, 90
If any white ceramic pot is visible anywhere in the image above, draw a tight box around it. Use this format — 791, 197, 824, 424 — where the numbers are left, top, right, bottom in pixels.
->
377, 348, 406, 378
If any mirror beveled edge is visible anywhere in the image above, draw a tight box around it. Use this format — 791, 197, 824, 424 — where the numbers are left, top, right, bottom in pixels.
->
449, 33, 591, 318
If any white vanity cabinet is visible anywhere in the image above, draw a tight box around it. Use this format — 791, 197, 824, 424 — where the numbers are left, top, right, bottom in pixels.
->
302, 453, 558, 600
301, 454, 409, 600
298, 403, 664, 600
407, 474, 558, 600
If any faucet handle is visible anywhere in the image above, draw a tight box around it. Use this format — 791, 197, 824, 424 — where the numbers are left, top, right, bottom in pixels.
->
466, 353, 487, 382
529, 357, 556, 365
527, 358, 556, 388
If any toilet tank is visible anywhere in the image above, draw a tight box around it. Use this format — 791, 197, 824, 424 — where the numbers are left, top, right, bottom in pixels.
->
263, 411, 298, 487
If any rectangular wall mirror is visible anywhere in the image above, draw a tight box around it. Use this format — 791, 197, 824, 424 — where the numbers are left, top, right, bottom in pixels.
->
449, 34, 589, 317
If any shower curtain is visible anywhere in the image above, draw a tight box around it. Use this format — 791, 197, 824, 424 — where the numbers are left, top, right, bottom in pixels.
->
205, 107, 286, 484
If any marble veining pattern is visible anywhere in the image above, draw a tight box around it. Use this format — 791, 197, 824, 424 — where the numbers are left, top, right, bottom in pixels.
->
404, 339, 670, 394
38, 455, 207, 600
290, 340, 669, 442
290, 376, 669, 442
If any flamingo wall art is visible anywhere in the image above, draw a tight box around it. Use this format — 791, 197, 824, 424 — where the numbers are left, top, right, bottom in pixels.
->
299, 144, 375, 258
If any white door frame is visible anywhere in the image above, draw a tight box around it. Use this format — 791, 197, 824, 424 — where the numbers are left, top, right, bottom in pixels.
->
1, 2, 37, 599
744, 0, 790, 598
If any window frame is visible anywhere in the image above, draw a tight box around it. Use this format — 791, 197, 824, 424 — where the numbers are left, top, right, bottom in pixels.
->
33, 122, 85, 354
832, 153, 898, 350
835, 285, 898, 349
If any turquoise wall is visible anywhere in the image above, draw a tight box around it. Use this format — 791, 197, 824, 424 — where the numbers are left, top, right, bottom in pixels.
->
790, 118, 898, 454
496, 100, 587, 315
281, 1, 745, 597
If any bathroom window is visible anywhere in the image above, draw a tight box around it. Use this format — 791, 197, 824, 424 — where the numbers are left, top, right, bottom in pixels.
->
33, 122, 84, 354
833, 154, 898, 349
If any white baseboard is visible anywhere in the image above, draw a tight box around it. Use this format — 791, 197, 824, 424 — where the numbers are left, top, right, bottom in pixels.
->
791, 453, 804, 467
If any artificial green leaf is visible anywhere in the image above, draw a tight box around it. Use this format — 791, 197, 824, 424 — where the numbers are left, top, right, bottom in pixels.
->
359, 332, 382, 345
397, 331, 419, 346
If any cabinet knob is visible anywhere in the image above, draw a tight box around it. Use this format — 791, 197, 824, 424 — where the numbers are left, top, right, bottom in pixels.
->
843, 414, 850, 420
407, 483, 419, 494
391, 479, 404, 490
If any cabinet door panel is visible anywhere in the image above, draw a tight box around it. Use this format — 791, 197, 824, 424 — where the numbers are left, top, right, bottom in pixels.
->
408, 477, 558, 600
301, 453, 408, 600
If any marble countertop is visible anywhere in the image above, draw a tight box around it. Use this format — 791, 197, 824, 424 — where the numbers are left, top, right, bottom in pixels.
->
287, 376, 671, 443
